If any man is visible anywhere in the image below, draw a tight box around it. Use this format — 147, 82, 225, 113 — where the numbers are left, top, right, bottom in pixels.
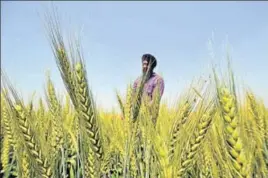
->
131, 54, 164, 124
133, 53, 164, 100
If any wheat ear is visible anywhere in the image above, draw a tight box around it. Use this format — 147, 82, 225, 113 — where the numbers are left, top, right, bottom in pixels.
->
14, 104, 52, 178
246, 92, 268, 175
177, 110, 213, 178
45, 11, 78, 107
219, 88, 247, 177
200, 144, 212, 178
1, 135, 10, 173
21, 149, 30, 178
84, 146, 96, 178
116, 90, 125, 117
1, 96, 14, 146
169, 101, 192, 161
124, 85, 133, 121
74, 62, 103, 160
247, 93, 265, 134
46, 75, 63, 155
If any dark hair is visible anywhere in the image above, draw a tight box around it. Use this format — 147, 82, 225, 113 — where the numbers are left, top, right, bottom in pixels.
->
142, 53, 157, 69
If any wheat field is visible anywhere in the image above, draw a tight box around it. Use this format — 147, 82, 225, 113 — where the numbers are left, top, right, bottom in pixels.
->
1, 13, 268, 178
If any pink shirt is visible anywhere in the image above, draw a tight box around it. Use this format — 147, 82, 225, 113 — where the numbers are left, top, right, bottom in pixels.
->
133, 72, 164, 100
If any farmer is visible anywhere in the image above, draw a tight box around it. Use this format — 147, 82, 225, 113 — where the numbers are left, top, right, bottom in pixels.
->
132, 53, 164, 124
133, 53, 164, 100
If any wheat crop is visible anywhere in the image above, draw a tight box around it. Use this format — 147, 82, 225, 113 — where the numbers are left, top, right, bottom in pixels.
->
1, 11, 268, 178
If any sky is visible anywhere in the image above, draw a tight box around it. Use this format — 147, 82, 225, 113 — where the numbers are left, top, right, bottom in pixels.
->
2, 1, 268, 110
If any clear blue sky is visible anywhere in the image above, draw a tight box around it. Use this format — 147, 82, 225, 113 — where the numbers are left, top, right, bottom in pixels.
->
2, 1, 268, 109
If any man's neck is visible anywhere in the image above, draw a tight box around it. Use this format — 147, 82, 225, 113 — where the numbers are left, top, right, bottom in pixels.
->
149, 71, 154, 78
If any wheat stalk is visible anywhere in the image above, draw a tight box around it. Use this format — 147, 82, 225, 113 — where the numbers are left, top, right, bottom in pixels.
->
177, 109, 214, 178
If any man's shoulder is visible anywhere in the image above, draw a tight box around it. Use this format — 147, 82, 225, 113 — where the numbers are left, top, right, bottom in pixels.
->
153, 73, 164, 82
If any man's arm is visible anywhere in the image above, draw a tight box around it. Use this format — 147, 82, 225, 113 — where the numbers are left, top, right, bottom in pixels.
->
150, 77, 164, 105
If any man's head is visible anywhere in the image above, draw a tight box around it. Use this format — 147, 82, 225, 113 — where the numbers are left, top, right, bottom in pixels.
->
141, 53, 157, 74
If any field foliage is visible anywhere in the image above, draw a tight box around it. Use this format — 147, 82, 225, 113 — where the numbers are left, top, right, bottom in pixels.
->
1, 12, 268, 178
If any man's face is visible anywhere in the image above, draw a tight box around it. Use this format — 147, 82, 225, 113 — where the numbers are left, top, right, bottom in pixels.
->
142, 60, 149, 74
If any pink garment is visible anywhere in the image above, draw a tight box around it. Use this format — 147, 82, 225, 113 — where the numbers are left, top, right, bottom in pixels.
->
133, 72, 164, 99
